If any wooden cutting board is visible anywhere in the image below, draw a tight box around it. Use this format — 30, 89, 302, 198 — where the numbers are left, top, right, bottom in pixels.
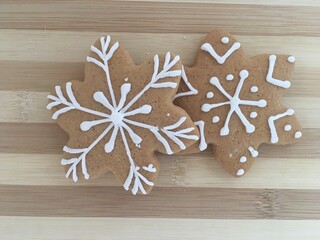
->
0, 0, 319, 239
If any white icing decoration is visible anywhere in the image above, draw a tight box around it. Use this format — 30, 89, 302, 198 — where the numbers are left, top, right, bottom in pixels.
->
284, 124, 292, 131
250, 112, 257, 119
295, 131, 302, 139
194, 121, 207, 151
287, 56, 295, 63
248, 146, 258, 157
48, 37, 198, 195
143, 164, 156, 173
237, 169, 245, 176
124, 77, 128, 82
173, 65, 198, 100
240, 156, 247, 163
201, 42, 241, 64
250, 86, 258, 93
212, 116, 220, 123
266, 55, 291, 88
226, 74, 234, 81
166, 113, 170, 117
206, 92, 214, 98
221, 37, 229, 44
268, 109, 294, 144
202, 70, 267, 136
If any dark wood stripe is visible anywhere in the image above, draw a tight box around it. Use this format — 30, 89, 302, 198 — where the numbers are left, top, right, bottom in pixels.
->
0, 185, 319, 219
0, 61, 318, 97
0, 61, 84, 92
0, 1, 319, 36
0, 123, 318, 158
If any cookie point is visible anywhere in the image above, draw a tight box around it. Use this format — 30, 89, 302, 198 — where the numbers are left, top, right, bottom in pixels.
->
234, 42, 241, 49
288, 56, 296, 63
220, 127, 229, 136
287, 109, 295, 115
284, 124, 292, 131
209, 77, 219, 86
201, 104, 211, 112
269, 55, 276, 61
240, 69, 249, 78
258, 99, 267, 107
221, 37, 229, 44
226, 74, 234, 81
212, 116, 220, 123
236, 169, 245, 176
240, 156, 247, 163
294, 131, 302, 139
284, 80, 291, 88
246, 124, 255, 133
250, 112, 257, 119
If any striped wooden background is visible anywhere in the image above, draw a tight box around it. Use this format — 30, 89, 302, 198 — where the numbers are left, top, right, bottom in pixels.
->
0, 0, 320, 239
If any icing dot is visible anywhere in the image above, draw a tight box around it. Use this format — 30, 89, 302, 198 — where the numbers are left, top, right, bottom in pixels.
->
248, 146, 259, 157
226, 74, 234, 81
284, 124, 292, 131
221, 37, 229, 44
166, 113, 170, 117
295, 131, 302, 138
206, 92, 214, 98
124, 77, 128, 82
250, 86, 258, 93
212, 116, 220, 123
240, 156, 247, 163
237, 169, 245, 176
250, 112, 257, 118
288, 56, 295, 63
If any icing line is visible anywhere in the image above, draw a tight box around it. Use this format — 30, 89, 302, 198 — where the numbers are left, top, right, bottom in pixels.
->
173, 65, 198, 100
194, 121, 207, 151
266, 55, 291, 88
201, 42, 241, 64
202, 69, 267, 136
268, 109, 294, 143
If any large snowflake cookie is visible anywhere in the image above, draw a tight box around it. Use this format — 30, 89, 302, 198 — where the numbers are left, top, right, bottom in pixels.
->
174, 29, 302, 177
47, 36, 199, 194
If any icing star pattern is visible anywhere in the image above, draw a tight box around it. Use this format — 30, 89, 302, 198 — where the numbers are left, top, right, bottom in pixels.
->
48, 36, 199, 195
175, 30, 302, 177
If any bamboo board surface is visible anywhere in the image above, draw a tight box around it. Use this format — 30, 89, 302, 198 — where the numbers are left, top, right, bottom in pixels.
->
0, 0, 320, 239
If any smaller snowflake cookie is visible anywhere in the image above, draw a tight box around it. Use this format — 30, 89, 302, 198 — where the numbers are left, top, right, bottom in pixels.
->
47, 35, 199, 194
175, 29, 302, 177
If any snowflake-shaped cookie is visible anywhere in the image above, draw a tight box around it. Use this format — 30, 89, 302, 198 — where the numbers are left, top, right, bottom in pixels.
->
47, 36, 199, 194
175, 30, 302, 177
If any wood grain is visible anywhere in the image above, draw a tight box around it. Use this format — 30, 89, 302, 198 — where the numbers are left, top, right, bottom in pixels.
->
1, 1, 319, 36
1, 185, 320, 219
1, 217, 320, 240
0, 0, 319, 239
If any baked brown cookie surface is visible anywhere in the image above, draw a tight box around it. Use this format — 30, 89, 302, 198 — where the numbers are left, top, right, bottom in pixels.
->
175, 29, 302, 177
47, 36, 199, 194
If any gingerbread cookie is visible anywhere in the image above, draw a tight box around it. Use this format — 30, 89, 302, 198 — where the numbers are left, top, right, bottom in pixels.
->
47, 35, 199, 194
174, 29, 302, 177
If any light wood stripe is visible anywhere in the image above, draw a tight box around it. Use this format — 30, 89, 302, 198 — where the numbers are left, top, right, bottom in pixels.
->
124, 0, 320, 7
1, 30, 320, 66
1, 62, 319, 98
1, 2, 319, 36
1, 217, 320, 240
1, 153, 320, 190
0, 185, 319, 219
0, 123, 317, 156
0, 91, 318, 128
